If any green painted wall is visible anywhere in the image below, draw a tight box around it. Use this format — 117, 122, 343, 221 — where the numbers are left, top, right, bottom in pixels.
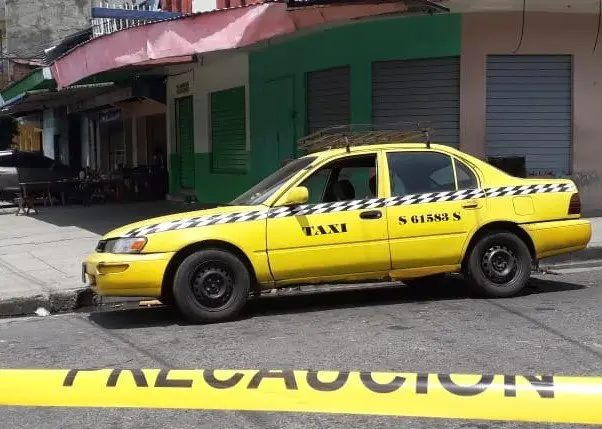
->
169, 13, 462, 203
169, 153, 250, 202
248, 13, 462, 184
194, 153, 253, 202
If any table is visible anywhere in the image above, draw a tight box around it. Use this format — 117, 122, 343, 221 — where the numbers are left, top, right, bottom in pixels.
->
15, 181, 53, 215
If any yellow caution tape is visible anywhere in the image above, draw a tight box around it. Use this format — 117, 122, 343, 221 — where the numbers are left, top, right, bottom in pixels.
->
0, 369, 600, 424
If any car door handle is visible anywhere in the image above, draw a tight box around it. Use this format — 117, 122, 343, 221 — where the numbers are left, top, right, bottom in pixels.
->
462, 201, 479, 209
359, 210, 382, 219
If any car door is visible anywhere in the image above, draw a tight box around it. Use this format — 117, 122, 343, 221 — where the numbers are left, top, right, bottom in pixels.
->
384, 149, 485, 272
266, 152, 391, 283
0, 153, 18, 193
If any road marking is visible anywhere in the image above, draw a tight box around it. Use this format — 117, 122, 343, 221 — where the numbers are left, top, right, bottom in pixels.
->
0, 369, 600, 424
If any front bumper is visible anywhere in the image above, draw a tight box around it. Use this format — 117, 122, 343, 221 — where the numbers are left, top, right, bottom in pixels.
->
82, 251, 175, 297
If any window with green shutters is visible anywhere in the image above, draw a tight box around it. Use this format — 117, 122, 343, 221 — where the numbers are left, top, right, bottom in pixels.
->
175, 95, 195, 190
210, 86, 248, 174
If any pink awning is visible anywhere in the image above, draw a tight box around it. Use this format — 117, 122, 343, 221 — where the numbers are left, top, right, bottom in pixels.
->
51, 2, 410, 88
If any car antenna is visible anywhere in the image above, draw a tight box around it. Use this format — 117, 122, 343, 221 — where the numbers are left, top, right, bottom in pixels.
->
344, 135, 350, 153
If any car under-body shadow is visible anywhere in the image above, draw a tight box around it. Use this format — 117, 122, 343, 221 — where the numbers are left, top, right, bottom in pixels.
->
86, 275, 586, 331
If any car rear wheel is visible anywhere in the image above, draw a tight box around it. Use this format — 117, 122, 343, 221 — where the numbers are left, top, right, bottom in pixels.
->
172, 248, 250, 323
465, 231, 532, 298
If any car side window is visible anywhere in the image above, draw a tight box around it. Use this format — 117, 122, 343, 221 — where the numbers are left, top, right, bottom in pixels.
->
302, 169, 330, 204
299, 154, 377, 203
337, 166, 375, 200
387, 151, 456, 196
454, 159, 479, 190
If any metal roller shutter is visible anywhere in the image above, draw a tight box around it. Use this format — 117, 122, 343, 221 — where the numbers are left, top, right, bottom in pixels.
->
485, 55, 572, 177
372, 57, 460, 147
306, 66, 351, 134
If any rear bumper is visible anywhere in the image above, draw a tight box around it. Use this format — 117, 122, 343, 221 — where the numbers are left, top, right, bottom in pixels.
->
521, 219, 592, 260
82, 251, 175, 297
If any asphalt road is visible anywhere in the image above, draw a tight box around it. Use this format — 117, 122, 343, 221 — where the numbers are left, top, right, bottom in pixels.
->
0, 263, 600, 429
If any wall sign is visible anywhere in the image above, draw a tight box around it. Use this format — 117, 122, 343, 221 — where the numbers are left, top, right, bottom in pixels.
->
99, 109, 121, 123
176, 82, 190, 95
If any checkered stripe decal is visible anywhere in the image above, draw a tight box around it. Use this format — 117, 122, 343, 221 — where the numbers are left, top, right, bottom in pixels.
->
121, 183, 577, 237
122, 210, 269, 237
484, 183, 576, 197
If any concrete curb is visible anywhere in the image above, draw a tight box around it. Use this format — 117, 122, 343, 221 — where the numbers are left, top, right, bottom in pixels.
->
0, 246, 599, 318
0, 287, 95, 318
539, 246, 602, 267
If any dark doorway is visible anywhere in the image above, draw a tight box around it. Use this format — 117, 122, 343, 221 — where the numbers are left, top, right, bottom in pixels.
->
68, 114, 82, 170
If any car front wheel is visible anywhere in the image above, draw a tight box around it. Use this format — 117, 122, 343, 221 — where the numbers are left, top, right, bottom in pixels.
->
172, 248, 251, 323
465, 231, 532, 298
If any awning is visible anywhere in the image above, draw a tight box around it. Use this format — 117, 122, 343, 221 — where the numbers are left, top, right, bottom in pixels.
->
50, 1, 443, 88
0, 67, 55, 107
0, 83, 117, 116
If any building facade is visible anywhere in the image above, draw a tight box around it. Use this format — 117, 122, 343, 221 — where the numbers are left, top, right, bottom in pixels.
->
166, 52, 250, 201
165, 10, 602, 213
0, 0, 186, 181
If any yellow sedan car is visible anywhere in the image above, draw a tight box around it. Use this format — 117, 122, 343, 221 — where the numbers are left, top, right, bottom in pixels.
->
82, 131, 591, 323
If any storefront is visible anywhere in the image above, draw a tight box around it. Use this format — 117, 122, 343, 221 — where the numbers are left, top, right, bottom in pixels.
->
302, 55, 462, 148
245, 13, 461, 193
159, 9, 602, 212
483, 54, 573, 178
306, 66, 351, 135
165, 53, 250, 202
98, 108, 127, 172
246, 11, 601, 211
371, 56, 461, 147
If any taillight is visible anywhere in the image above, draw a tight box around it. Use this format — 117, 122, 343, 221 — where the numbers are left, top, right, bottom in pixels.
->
568, 193, 581, 215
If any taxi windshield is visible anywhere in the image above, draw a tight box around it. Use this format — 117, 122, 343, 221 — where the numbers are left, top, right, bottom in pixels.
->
230, 156, 317, 206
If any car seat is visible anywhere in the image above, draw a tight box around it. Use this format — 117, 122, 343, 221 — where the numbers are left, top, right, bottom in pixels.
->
332, 179, 355, 201
368, 176, 376, 196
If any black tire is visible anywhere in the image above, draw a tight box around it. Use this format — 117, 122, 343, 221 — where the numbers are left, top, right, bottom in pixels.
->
172, 248, 250, 323
403, 273, 446, 289
465, 230, 531, 298
159, 290, 175, 306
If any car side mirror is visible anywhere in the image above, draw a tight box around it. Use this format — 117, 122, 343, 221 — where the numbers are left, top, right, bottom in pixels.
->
280, 186, 309, 206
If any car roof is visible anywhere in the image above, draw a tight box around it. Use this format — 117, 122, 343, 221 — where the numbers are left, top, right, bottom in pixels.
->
308, 142, 467, 160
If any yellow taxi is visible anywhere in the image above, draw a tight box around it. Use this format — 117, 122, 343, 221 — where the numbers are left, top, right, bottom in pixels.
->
82, 127, 591, 323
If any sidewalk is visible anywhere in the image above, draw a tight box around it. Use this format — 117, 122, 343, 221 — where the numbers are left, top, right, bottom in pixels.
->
0, 200, 212, 317
0, 201, 600, 317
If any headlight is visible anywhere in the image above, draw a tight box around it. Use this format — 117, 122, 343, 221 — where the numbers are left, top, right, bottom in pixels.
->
102, 237, 147, 254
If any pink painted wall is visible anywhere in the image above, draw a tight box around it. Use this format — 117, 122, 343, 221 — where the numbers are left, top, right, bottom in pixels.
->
461, 12, 602, 213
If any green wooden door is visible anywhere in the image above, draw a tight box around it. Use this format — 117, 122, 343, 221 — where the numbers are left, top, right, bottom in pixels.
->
175, 95, 195, 189
265, 76, 295, 165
